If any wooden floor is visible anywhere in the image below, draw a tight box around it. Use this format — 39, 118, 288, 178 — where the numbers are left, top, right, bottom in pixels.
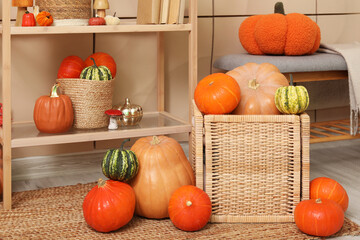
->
11, 141, 360, 239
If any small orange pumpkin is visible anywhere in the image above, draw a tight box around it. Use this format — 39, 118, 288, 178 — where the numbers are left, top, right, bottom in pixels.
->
239, 2, 321, 56
194, 73, 241, 115
295, 198, 344, 237
169, 185, 212, 232
36, 11, 54, 26
33, 84, 74, 133
227, 62, 289, 115
310, 177, 349, 212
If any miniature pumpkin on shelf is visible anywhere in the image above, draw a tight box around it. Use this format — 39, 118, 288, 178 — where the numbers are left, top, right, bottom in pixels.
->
129, 136, 195, 219
36, 11, 53, 26
294, 198, 344, 237
85, 52, 117, 77
310, 177, 349, 212
33, 83, 74, 133
275, 74, 309, 114
194, 73, 241, 115
227, 62, 289, 115
80, 58, 112, 80
239, 2, 321, 55
22, 11, 36, 27
102, 139, 139, 182
83, 179, 136, 232
169, 185, 212, 232
57, 56, 86, 79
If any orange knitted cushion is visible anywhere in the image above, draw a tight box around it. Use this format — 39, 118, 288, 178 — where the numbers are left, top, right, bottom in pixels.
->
239, 2, 321, 56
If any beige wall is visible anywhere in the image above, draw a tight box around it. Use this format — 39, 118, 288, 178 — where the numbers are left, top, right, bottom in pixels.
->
1, 0, 360, 157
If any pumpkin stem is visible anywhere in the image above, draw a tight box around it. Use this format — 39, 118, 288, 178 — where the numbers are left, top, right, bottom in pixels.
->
316, 198, 322, 204
90, 57, 104, 78
290, 74, 294, 86
186, 201, 192, 207
120, 138, 131, 150
113, 12, 117, 17
274, 2, 285, 15
151, 136, 161, 145
50, 83, 60, 98
248, 79, 260, 90
97, 178, 107, 188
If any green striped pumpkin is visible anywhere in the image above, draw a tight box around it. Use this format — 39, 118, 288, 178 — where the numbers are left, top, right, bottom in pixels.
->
80, 57, 112, 81
275, 74, 309, 114
102, 139, 139, 182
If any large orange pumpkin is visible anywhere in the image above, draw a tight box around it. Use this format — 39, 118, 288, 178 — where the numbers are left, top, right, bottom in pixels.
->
310, 177, 349, 212
239, 2, 321, 56
194, 73, 241, 114
295, 198, 344, 237
33, 84, 74, 133
226, 62, 289, 115
83, 179, 136, 232
129, 136, 195, 219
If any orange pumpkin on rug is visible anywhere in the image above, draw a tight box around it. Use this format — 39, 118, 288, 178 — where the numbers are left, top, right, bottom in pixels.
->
227, 62, 289, 115
310, 177, 349, 212
239, 2, 321, 56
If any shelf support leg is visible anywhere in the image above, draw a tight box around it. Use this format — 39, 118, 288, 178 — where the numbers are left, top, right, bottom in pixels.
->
2, 0, 13, 210
188, 0, 198, 167
157, 32, 165, 112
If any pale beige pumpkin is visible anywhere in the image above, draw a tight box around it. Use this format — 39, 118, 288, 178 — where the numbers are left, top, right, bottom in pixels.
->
129, 136, 195, 219
227, 62, 289, 115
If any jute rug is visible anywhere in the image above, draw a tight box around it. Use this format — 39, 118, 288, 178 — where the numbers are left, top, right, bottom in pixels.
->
0, 182, 359, 240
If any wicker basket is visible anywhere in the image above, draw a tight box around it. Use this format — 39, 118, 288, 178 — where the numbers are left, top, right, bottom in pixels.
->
56, 78, 115, 129
191, 101, 310, 223
36, 0, 91, 23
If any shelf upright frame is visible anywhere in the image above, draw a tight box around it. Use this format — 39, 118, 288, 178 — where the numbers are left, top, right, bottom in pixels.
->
2, 0, 13, 210
188, 0, 198, 163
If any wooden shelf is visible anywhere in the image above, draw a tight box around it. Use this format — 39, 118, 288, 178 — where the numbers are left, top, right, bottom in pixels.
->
0, 112, 191, 148
0, 21, 192, 35
310, 119, 360, 144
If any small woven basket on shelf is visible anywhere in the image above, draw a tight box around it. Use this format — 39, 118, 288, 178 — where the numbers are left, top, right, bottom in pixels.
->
36, 0, 91, 26
56, 78, 115, 129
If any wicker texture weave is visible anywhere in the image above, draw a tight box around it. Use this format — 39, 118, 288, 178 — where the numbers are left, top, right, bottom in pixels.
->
56, 78, 115, 129
36, 0, 91, 20
192, 101, 310, 223
1, 182, 359, 239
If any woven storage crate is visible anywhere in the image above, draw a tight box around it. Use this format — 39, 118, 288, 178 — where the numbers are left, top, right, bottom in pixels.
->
191, 101, 310, 223
36, 0, 91, 25
56, 78, 115, 129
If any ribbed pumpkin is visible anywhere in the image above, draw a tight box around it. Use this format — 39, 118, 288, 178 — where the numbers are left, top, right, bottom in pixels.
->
129, 136, 195, 219
310, 177, 349, 212
275, 74, 309, 114
80, 58, 112, 81
239, 2, 321, 56
36, 11, 53, 26
194, 73, 241, 115
227, 62, 289, 115
294, 198, 344, 237
33, 84, 74, 133
102, 139, 139, 182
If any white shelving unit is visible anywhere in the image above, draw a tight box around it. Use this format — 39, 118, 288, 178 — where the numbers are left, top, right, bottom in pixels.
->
1, 0, 198, 209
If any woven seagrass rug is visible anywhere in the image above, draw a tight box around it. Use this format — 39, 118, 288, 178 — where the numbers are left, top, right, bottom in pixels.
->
0, 183, 359, 240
